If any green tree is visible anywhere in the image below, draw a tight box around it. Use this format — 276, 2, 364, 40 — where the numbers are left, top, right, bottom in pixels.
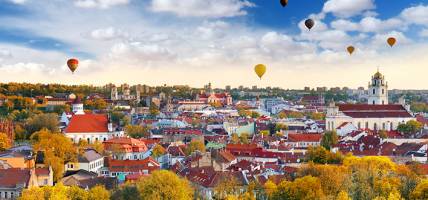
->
149, 104, 160, 117
136, 170, 193, 200
25, 113, 59, 134
125, 125, 150, 138
321, 131, 338, 150
397, 120, 423, 135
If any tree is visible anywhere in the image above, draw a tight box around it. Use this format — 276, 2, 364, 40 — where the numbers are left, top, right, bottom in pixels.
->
240, 133, 250, 144
264, 180, 278, 199
337, 191, 351, 200
273, 176, 325, 200
149, 104, 160, 117
379, 130, 388, 139
397, 120, 423, 135
277, 112, 287, 119
185, 140, 205, 155
321, 131, 338, 150
125, 125, 150, 138
251, 112, 260, 119
0, 132, 11, 151
287, 111, 304, 119
136, 170, 193, 200
25, 113, 59, 134
214, 175, 241, 199
231, 133, 240, 144
111, 183, 141, 200
31, 129, 77, 181
411, 179, 428, 200
88, 185, 110, 200
275, 123, 288, 131
151, 144, 166, 158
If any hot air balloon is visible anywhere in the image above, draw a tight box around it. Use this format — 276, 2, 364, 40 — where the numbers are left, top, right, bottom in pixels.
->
280, 0, 288, 7
305, 19, 314, 30
67, 58, 79, 74
347, 46, 355, 55
387, 37, 396, 47
254, 64, 266, 80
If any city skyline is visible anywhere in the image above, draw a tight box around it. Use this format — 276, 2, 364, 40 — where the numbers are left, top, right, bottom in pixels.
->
0, 0, 428, 89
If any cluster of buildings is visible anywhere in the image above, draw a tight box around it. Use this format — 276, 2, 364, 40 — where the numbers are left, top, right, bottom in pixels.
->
2, 71, 428, 199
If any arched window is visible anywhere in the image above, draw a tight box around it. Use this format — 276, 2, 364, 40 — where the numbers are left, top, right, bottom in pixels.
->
365, 122, 369, 129
358, 122, 361, 129
374, 123, 377, 131
87, 138, 90, 144
373, 89, 376, 94
373, 100, 375, 105
382, 123, 386, 130
382, 89, 385, 94
382, 100, 385, 105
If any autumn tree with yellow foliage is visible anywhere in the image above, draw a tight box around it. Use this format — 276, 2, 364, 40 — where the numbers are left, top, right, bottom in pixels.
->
31, 129, 77, 181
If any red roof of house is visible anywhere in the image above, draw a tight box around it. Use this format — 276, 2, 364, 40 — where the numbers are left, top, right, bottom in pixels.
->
287, 133, 322, 142
0, 168, 31, 188
103, 137, 148, 153
65, 114, 109, 133
35, 168, 50, 176
108, 157, 160, 173
338, 104, 412, 118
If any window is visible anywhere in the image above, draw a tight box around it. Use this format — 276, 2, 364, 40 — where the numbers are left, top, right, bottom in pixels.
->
374, 123, 377, 131
87, 138, 90, 143
382, 123, 386, 130
382, 100, 384, 105
373, 100, 375, 105
373, 89, 376, 94
365, 122, 369, 129
382, 89, 385, 94
358, 122, 361, 129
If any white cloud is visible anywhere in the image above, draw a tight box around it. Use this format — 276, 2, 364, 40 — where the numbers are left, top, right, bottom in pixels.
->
109, 42, 176, 63
401, 5, 428, 25
86, 27, 128, 40
331, 17, 404, 33
150, 0, 255, 18
74, 0, 130, 9
419, 29, 428, 37
196, 21, 230, 40
323, 0, 375, 18
8, 0, 27, 4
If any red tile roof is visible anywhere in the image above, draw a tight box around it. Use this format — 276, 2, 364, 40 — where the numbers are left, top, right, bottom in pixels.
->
288, 133, 322, 142
108, 157, 160, 173
35, 168, 50, 176
338, 104, 412, 118
0, 168, 31, 188
103, 137, 148, 153
65, 114, 109, 133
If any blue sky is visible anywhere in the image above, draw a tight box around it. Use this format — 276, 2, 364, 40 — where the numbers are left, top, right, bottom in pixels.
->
0, 0, 428, 89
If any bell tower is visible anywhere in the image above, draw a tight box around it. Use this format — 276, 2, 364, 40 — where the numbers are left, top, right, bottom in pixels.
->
368, 69, 388, 105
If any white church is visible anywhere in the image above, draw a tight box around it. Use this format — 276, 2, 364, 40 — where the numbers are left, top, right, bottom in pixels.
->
64, 97, 124, 143
326, 70, 415, 135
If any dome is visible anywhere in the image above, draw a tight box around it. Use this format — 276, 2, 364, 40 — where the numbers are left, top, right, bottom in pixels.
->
373, 70, 383, 79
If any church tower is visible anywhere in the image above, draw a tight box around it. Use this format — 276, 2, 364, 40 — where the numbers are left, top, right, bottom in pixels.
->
368, 70, 388, 105
111, 85, 118, 100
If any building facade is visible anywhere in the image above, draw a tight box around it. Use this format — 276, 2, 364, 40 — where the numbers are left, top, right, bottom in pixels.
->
326, 71, 414, 132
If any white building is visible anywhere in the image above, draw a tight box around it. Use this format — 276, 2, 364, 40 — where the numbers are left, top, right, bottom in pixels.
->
326, 71, 414, 132
65, 149, 104, 174
64, 98, 124, 143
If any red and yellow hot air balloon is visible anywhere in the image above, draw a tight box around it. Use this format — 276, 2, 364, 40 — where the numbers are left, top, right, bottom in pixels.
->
387, 37, 396, 47
254, 64, 266, 80
67, 58, 79, 74
347, 46, 355, 55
